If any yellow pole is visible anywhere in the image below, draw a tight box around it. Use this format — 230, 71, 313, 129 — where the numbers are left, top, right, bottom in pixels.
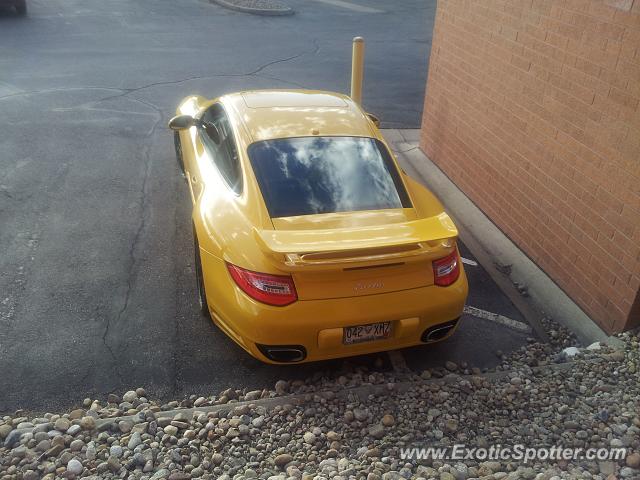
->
350, 36, 365, 105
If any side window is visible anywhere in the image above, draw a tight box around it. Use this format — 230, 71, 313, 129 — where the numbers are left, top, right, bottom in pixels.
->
200, 104, 242, 194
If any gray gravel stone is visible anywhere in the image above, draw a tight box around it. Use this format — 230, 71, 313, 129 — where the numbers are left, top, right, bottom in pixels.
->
4, 429, 21, 448
123, 390, 138, 403
151, 468, 171, 480
626, 452, 640, 468
53, 417, 70, 432
80, 416, 96, 430
109, 444, 123, 458
274, 453, 293, 468
0, 425, 12, 440
67, 458, 83, 475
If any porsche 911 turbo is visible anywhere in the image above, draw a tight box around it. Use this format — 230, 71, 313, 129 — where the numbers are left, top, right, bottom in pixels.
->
169, 89, 468, 363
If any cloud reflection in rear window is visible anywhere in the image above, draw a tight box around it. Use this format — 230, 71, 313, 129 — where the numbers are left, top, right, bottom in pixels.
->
248, 136, 412, 218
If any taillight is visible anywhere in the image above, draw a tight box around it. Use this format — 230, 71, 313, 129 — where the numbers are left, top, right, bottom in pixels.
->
226, 263, 297, 306
433, 250, 460, 287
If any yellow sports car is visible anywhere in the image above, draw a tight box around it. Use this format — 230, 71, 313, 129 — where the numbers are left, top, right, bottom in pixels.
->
169, 90, 468, 363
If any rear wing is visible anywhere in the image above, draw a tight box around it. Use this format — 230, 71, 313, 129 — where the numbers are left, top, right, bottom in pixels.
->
254, 213, 458, 271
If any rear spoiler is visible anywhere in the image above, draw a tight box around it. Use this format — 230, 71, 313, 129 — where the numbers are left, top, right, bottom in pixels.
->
254, 213, 458, 271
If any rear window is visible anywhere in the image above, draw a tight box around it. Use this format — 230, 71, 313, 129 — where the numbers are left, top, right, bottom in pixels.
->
247, 136, 412, 218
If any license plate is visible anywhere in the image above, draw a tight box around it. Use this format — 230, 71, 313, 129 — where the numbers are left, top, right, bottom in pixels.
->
343, 321, 391, 345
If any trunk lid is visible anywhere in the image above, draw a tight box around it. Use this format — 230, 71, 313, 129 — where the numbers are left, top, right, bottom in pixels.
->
256, 209, 458, 300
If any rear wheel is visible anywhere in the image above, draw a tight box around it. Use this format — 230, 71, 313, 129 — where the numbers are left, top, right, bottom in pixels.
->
193, 229, 211, 318
15, 0, 26, 14
174, 132, 185, 176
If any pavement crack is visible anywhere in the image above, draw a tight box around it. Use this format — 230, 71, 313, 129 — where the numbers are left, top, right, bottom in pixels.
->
253, 73, 307, 88
91, 39, 321, 106
102, 106, 163, 386
246, 39, 320, 76
1, 41, 321, 106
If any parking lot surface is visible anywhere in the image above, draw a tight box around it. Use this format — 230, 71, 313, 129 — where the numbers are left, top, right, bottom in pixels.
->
1, 0, 535, 412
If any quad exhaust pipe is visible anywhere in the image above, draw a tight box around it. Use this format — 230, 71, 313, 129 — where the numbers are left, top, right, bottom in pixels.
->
421, 319, 460, 343
256, 317, 460, 363
257, 344, 307, 363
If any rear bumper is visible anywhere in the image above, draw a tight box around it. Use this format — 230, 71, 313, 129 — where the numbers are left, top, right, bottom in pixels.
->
201, 249, 468, 363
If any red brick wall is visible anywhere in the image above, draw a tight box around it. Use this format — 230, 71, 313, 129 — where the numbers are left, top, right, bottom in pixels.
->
420, 0, 640, 333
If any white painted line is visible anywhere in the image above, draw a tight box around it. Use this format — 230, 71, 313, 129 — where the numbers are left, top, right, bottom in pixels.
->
463, 305, 532, 333
461, 257, 478, 266
387, 350, 409, 372
310, 0, 383, 13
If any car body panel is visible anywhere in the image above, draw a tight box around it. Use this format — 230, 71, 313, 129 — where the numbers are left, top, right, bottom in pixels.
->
196, 90, 376, 143
200, 246, 467, 362
270, 208, 418, 231
256, 212, 457, 256
173, 89, 469, 363
253, 212, 459, 299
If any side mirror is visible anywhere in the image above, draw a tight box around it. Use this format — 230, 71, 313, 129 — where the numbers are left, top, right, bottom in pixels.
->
366, 112, 381, 128
168, 114, 197, 131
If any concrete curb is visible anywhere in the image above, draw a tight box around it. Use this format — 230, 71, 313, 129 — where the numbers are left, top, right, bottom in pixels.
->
91, 355, 611, 429
209, 0, 294, 16
384, 130, 619, 347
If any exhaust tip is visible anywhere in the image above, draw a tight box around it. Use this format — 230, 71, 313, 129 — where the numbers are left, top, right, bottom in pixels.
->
256, 344, 307, 363
421, 318, 459, 343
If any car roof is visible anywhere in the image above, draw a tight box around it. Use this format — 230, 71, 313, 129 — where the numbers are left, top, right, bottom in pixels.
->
219, 90, 376, 142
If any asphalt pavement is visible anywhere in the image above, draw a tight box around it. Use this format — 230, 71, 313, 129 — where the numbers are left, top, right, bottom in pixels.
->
0, 0, 534, 413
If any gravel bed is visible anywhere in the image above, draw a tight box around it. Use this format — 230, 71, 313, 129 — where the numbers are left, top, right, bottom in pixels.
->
1, 327, 638, 480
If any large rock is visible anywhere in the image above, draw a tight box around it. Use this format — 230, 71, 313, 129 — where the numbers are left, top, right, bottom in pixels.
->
626, 453, 640, 468
274, 380, 289, 394
80, 416, 96, 430
122, 390, 138, 403
244, 390, 262, 401
150, 469, 171, 480
4, 429, 21, 448
0, 424, 12, 439
368, 424, 385, 439
381, 414, 395, 427
54, 417, 71, 432
67, 458, 83, 476
274, 453, 293, 468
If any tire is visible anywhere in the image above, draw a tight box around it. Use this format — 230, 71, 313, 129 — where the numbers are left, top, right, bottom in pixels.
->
193, 229, 211, 318
15, 0, 26, 14
174, 132, 185, 176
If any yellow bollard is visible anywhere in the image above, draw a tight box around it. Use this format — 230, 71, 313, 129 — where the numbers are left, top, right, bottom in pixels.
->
350, 37, 365, 106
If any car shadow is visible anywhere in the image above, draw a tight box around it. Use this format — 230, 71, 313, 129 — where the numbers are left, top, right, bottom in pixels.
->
175, 309, 532, 403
